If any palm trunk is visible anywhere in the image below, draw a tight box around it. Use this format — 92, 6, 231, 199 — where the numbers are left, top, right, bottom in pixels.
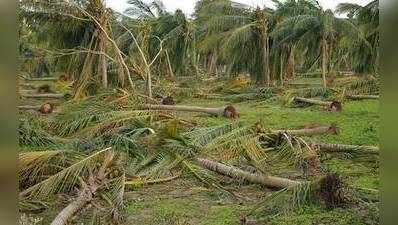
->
50, 191, 91, 225
209, 52, 217, 74
21, 93, 65, 99
293, 97, 342, 112
315, 143, 379, 155
197, 158, 300, 189
274, 124, 339, 136
291, 46, 295, 79
322, 39, 328, 88
346, 94, 379, 100
146, 68, 152, 99
262, 33, 270, 86
51, 151, 115, 225
280, 51, 284, 87
22, 77, 57, 82
165, 50, 175, 80
144, 104, 226, 117
98, 35, 108, 88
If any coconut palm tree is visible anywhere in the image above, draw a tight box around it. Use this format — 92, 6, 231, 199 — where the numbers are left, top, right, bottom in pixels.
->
196, 0, 275, 86
20, 0, 133, 98
336, 0, 379, 74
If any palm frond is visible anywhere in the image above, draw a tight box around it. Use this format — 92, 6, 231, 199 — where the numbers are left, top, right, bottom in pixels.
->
20, 148, 111, 199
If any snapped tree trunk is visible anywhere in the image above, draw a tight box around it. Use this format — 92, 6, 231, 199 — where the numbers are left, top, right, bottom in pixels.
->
197, 158, 300, 189
143, 104, 237, 118
346, 94, 379, 100
293, 97, 342, 112
314, 143, 379, 155
274, 124, 339, 136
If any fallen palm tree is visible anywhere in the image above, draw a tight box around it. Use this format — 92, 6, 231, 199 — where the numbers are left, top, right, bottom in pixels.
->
22, 77, 58, 82
197, 158, 300, 189
143, 104, 239, 118
273, 124, 339, 136
19, 149, 125, 225
314, 142, 379, 155
346, 94, 379, 100
20, 93, 66, 99
293, 97, 342, 112
18, 103, 55, 114
197, 158, 344, 209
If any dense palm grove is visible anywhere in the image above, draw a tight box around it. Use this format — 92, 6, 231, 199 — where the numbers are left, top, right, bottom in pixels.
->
18, 0, 379, 224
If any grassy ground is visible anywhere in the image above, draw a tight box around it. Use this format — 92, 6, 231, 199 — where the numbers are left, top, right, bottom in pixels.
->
123, 95, 379, 225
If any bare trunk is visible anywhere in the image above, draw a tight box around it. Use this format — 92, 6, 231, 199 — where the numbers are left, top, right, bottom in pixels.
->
146, 68, 152, 99
291, 46, 295, 79
98, 13, 108, 89
22, 77, 57, 82
262, 33, 270, 86
293, 97, 342, 112
315, 143, 379, 155
197, 158, 300, 189
274, 124, 339, 136
280, 52, 284, 87
21, 93, 65, 99
322, 39, 328, 88
98, 36, 108, 88
144, 104, 225, 116
346, 94, 379, 100
165, 50, 175, 80
18, 105, 41, 111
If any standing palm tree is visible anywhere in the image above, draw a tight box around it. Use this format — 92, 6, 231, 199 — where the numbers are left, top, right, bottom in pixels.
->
20, 0, 133, 97
336, 0, 379, 74
197, 0, 275, 86
272, 1, 339, 87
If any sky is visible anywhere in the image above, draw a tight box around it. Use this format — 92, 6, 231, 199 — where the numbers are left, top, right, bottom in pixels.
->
106, 0, 373, 16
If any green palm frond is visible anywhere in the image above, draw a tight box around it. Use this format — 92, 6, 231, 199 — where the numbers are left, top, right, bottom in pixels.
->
20, 148, 111, 199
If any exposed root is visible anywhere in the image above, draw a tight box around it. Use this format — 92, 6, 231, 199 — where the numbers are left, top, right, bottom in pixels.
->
224, 105, 239, 119
315, 173, 345, 209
